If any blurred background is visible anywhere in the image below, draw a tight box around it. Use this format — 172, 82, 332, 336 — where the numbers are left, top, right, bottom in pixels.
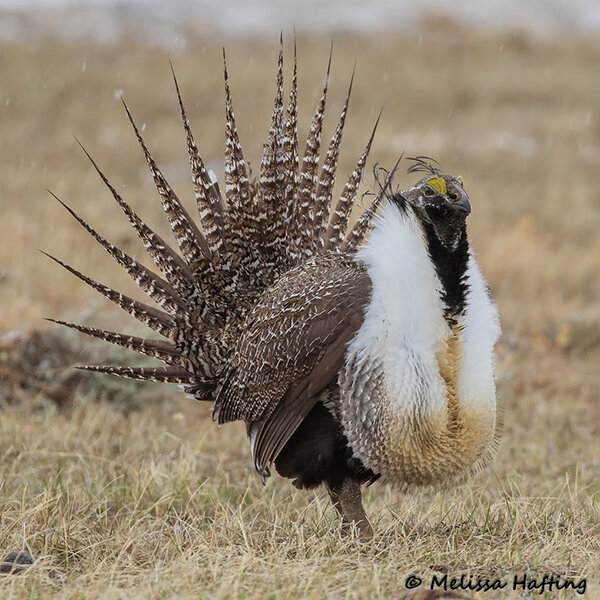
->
0, 1, 598, 595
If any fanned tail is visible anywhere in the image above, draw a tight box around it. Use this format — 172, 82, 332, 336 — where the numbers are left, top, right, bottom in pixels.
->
49, 40, 390, 392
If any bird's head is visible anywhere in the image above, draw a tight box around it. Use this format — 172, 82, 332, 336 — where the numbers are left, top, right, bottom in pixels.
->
393, 157, 471, 250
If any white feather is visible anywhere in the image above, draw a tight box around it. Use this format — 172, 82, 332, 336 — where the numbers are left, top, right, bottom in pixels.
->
352, 199, 500, 418
458, 252, 501, 410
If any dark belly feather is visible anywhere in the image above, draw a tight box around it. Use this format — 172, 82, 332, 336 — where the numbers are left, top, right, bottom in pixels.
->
275, 402, 379, 490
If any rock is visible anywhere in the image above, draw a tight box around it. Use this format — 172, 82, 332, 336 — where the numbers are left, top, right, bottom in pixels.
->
0, 551, 35, 575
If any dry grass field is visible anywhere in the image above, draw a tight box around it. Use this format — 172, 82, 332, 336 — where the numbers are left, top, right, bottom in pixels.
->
0, 24, 599, 599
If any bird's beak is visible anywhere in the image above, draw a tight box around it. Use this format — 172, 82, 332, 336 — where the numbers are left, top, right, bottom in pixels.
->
453, 188, 471, 215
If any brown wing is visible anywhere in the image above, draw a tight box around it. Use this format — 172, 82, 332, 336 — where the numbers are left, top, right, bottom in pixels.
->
214, 254, 371, 477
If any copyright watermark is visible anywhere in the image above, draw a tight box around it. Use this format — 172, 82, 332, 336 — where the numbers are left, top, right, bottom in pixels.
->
404, 573, 587, 595
404, 575, 423, 589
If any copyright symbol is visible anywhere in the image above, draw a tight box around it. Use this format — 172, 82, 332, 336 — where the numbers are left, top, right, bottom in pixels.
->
405, 575, 422, 589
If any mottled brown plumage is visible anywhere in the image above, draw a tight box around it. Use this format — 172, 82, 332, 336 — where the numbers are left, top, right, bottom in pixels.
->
216, 255, 371, 475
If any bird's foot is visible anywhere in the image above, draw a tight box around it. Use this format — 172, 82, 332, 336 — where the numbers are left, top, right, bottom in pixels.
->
327, 477, 373, 541
340, 516, 374, 542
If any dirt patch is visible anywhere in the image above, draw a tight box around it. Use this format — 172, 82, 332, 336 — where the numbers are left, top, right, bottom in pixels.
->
0, 328, 162, 411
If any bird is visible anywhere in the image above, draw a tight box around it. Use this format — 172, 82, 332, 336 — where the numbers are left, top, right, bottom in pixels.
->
46, 41, 501, 541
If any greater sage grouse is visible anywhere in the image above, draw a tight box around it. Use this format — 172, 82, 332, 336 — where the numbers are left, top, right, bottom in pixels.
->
48, 44, 500, 540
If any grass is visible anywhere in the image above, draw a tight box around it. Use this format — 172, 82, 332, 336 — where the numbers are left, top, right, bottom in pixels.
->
0, 23, 599, 599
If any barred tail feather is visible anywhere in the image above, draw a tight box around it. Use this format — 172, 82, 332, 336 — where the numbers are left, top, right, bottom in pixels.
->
121, 98, 212, 268
310, 68, 354, 253
221, 49, 254, 247
76, 365, 197, 384
52, 193, 187, 316
281, 40, 299, 263
76, 140, 197, 298
41, 252, 175, 337
170, 61, 227, 258
258, 39, 285, 250
46, 319, 187, 367
341, 156, 401, 253
321, 111, 381, 251
293, 45, 332, 256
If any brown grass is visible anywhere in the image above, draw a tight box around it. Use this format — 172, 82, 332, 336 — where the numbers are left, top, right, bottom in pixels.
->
0, 25, 599, 599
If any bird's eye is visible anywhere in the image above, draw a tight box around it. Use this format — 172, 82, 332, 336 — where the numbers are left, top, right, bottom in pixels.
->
423, 186, 435, 197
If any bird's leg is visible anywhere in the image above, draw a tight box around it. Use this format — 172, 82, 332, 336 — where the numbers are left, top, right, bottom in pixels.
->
326, 485, 346, 521
327, 478, 373, 541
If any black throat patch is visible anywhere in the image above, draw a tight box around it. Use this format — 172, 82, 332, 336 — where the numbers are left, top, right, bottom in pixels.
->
390, 192, 470, 325
421, 220, 470, 325
421, 222, 469, 327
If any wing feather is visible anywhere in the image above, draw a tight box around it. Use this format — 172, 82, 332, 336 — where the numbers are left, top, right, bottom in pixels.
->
214, 255, 370, 476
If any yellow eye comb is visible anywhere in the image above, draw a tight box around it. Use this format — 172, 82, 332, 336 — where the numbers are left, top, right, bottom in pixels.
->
426, 176, 446, 196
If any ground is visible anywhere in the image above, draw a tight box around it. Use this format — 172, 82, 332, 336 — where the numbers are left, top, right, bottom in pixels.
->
0, 24, 599, 599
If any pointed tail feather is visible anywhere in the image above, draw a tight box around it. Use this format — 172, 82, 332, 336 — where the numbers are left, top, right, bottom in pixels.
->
281, 39, 299, 264
76, 140, 197, 298
52, 193, 188, 317
321, 111, 381, 252
41, 251, 175, 337
170, 62, 227, 259
121, 98, 212, 268
257, 40, 285, 250
309, 68, 354, 253
293, 45, 332, 257
221, 49, 254, 247
341, 157, 401, 253
77, 365, 197, 384
46, 318, 187, 367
